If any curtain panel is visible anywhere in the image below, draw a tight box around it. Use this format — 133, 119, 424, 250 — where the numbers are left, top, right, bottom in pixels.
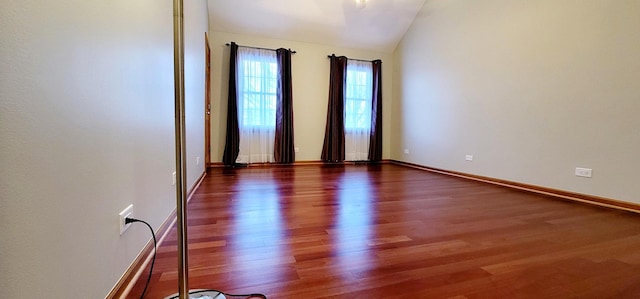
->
222, 42, 240, 166
368, 60, 383, 161
321, 55, 347, 162
345, 59, 373, 161
236, 48, 277, 164
274, 48, 295, 163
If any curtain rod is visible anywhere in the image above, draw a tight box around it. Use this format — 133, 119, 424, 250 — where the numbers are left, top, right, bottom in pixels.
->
327, 54, 381, 63
226, 42, 296, 54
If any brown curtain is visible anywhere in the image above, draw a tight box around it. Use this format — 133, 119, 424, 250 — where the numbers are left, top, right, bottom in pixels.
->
222, 42, 239, 166
274, 48, 295, 163
321, 55, 347, 162
368, 60, 383, 161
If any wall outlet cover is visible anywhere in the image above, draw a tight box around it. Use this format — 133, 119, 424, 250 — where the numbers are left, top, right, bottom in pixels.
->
119, 204, 133, 235
575, 167, 593, 178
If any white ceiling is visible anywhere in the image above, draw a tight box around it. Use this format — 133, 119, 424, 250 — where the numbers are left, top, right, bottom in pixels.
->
207, 0, 427, 53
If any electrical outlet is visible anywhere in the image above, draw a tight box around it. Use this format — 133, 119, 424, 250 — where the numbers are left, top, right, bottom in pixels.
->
404, 149, 409, 154
119, 204, 133, 235
196, 156, 200, 165
172, 171, 176, 185
575, 167, 593, 178
465, 155, 473, 161
295, 147, 300, 153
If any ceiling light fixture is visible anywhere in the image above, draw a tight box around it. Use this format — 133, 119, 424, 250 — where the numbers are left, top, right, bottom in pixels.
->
355, 0, 367, 9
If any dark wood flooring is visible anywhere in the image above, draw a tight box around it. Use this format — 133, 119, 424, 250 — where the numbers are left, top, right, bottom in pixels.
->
129, 164, 640, 298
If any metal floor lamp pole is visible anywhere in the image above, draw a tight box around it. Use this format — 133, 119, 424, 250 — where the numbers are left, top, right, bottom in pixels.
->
172, 0, 189, 298
169, 2, 227, 298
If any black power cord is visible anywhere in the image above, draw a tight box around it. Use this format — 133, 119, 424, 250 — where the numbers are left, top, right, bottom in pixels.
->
166, 289, 267, 299
125, 217, 157, 299
126, 217, 267, 299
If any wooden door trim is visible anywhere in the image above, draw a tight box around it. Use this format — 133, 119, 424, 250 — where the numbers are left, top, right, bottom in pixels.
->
204, 32, 211, 167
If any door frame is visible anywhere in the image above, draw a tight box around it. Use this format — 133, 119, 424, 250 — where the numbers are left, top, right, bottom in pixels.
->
204, 32, 211, 167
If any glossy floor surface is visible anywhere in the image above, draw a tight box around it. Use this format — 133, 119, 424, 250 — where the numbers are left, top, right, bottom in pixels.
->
129, 164, 640, 298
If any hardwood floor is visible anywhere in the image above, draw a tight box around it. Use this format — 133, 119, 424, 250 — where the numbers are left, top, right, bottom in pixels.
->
129, 164, 640, 298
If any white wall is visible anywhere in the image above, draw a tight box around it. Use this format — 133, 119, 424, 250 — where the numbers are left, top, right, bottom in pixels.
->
208, 31, 394, 162
185, 1, 210, 186
0, 0, 208, 297
393, 0, 640, 203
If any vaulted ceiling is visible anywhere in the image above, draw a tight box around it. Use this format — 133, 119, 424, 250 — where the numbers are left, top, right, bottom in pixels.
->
207, 0, 427, 53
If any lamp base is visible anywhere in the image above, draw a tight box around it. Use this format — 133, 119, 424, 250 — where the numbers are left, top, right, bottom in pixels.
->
164, 289, 226, 299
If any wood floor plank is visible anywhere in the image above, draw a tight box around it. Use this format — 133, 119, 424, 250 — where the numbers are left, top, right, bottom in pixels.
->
128, 164, 640, 298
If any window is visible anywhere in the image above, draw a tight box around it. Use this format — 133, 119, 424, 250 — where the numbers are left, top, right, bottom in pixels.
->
224, 44, 296, 165
237, 49, 278, 129
345, 61, 373, 131
344, 60, 373, 161
321, 56, 381, 163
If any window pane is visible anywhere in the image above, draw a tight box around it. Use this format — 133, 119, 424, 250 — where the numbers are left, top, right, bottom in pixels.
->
345, 63, 373, 130
239, 54, 277, 128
